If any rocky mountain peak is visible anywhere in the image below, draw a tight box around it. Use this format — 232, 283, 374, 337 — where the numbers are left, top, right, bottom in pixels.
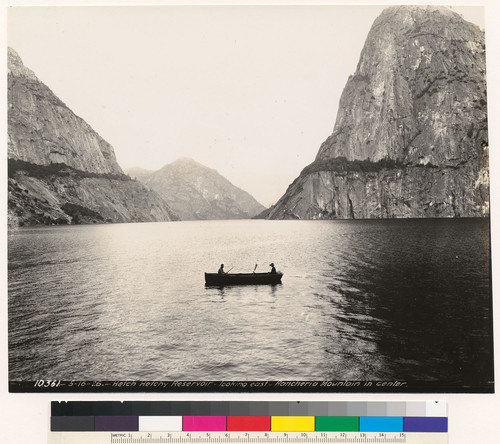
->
316, 6, 487, 167
169, 157, 203, 168
8, 47, 124, 176
8, 47, 178, 226
172, 157, 197, 165
265, 6, 488, 220
160, 157, 219, 177
7, 47, 38, 81
139, 158, 265, 220
368, 5, 476, 34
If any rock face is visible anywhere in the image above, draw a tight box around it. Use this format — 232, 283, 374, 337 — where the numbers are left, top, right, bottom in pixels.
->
129, 158, 266, 220
8, 48, 178, 226
265, 6, 489, 220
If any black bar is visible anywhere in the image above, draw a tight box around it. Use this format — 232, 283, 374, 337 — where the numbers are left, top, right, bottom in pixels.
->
51, 400, 328, 417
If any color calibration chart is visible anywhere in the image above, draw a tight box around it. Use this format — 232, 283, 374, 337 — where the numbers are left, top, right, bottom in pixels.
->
48, 401, 448, 444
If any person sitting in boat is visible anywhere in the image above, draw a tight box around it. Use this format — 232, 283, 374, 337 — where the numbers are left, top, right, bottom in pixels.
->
269, 263, 277, 274
218, 264, 227, 275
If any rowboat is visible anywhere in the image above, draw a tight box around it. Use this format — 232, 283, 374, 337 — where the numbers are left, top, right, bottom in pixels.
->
205, 272, 283, 286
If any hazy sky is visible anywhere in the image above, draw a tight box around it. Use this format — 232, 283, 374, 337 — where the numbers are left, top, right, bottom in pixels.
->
8, 4, 485, 206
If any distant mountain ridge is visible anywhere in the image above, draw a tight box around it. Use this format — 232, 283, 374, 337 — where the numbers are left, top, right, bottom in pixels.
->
127, 158, 266, 220
125, 166, 155, 182
8, 47, 178, 226
264, 6, 489, 220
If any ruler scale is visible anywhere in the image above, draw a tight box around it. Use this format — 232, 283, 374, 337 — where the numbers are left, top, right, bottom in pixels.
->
48, 431, 446, 444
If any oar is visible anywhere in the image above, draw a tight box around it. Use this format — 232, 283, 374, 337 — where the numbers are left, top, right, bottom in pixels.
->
253, 264, 258, 274
227, 266, 234, 273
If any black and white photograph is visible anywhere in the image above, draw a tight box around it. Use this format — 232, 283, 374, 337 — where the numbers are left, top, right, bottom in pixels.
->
7, 4, 493, 392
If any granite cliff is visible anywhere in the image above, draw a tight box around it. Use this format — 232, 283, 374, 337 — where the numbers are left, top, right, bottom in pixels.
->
127, 158, 266, 220
8, 48, 178, 226
265, 6, 489, 220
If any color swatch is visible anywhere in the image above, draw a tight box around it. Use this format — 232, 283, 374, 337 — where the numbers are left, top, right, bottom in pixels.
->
51, 401, 447, 433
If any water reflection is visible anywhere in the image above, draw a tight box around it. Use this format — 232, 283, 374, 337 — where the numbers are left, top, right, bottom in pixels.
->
8, 219, 492, 388
317, 218, 493, 385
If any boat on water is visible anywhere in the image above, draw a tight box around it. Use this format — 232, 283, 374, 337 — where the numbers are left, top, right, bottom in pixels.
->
205, 272, 283, 286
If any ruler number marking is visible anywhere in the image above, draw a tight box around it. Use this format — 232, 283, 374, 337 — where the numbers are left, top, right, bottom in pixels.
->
109, 432, 409, 444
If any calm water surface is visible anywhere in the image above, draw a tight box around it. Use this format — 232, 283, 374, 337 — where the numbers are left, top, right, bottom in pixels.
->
8, 219, 492, 387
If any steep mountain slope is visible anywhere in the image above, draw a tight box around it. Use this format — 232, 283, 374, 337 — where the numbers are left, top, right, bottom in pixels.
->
265, 6, 489, 220
135, 158, 266, 220
8, 48, 178, 226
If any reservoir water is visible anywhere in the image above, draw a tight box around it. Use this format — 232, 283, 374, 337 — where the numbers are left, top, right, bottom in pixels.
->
8, 218, 492, 389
